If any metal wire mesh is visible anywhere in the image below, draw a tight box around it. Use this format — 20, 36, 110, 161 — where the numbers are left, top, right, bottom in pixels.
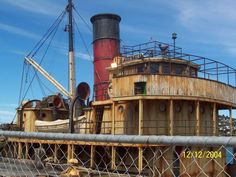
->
0, 131, 236, 176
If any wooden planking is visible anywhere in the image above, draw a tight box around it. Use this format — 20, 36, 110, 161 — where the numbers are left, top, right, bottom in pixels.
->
112, 95, 236, 108
112, 75, 236, 105
143, 100, 168, 135
125, 101, 139, 135
112, 102, 115, 134
199, 102, 213, 136
101, 107, 112, 134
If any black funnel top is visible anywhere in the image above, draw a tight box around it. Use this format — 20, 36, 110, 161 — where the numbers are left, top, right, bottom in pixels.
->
90, 13, 121, 42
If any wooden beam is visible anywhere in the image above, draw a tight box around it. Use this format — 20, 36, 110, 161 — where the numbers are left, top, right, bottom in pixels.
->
54, 144, 58, 163
230, 107, 233, 135
138, 147, 143, 174
139, 99, 143, 135
25, 57, 70, 98
90, 145, 94, 168
92, 99, 113, 106
112, 102, 115, 135
71, 144, 74, 159
7, 138, 169, 148
17, 142, 22, 159
67, 144, 73, 161
112, 95, 236, 108
25, 143, 28, 159
212, 103, 216, 135
111, 146, 116, 169
13, 142, 17, 158
212, 103, 217, 136
196, 101, 200, 135
169, 100, 174, 135
92, 108, 97, 134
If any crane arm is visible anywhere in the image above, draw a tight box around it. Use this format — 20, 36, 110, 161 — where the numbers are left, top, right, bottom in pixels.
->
25, 57, 71, 98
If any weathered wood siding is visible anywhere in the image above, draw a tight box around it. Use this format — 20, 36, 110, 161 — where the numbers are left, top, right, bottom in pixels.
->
112, 75, 236, 104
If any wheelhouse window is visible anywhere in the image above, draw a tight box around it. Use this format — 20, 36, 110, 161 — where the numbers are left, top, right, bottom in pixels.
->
150, 63, 159, 74
134, 82, 146, 95
162, 63, 170, 74
137, 63, 148, 73
175, 64, 184, 75
137, 64, 145, 73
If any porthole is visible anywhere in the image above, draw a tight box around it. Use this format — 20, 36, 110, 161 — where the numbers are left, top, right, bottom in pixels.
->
188, 105, 193, 113
200, 107, 205, 114
175, 104, 181, 112
41, 113, 46, 118
118, 105, 124, 113
160, 104, 166, 112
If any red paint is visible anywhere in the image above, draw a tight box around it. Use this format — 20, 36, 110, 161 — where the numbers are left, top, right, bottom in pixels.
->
93, 39, 120, 100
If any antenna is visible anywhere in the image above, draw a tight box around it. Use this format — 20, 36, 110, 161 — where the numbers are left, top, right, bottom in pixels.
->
172, 32, 177, 59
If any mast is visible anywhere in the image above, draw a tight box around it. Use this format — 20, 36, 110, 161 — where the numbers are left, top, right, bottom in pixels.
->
67, 0, 75, 98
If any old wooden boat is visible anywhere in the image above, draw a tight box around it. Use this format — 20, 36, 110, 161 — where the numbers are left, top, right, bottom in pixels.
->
2, 0, 236, 176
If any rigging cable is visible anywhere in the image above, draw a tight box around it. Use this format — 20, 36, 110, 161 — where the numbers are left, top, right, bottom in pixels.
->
20, 12, 65, 102
38, 75, 55, 94
27, 10, 67, 58
73, 6, 92, 32
73, 17, 93, 61
35, 72, 46, 96
18, 61, 26, 106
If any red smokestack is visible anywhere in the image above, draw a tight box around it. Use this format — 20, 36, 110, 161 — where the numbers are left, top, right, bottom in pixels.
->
90, 14, 121, 101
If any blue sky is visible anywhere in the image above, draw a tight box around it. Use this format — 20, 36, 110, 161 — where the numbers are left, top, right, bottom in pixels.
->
1, 0, 236, 123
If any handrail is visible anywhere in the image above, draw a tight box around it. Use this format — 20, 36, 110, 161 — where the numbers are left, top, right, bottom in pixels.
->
121, 41, 236, 87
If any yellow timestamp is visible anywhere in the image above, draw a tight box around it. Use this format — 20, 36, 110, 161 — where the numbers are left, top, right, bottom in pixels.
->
183, 151, 222, 159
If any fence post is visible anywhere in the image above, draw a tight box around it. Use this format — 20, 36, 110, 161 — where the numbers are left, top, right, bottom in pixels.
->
17, 142, 22, 159
90, 145, 94, 168
67, 144, 74, 161
138, 147, 143, 174
111, 146, 116, 169
54, 144, 58, 163
25, 142, 29, 159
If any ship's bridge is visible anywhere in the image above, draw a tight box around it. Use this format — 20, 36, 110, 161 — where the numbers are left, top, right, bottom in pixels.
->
108, 41, 236, 108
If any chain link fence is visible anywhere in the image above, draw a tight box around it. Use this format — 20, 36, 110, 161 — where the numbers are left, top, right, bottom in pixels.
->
0, 131, 236, 176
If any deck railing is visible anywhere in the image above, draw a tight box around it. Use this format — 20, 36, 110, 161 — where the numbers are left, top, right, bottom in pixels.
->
75, 119, 234, 136
121, 41, 236, 87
